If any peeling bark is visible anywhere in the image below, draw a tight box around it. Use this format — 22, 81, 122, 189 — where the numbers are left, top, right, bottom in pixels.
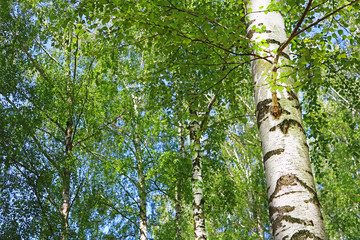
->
245, 1, 326, 239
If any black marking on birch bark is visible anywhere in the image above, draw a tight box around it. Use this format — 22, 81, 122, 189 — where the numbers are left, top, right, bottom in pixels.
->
304, 197, 317, 205
269, 174, 316, 204
304, 142, 309, 149
305, 170, 312, 175
290, 230, 323, 240
305, 196, 322, 208
193, 200, 206, 238
273, 190, 304, 199
270, 119, 305, 134
280, 52, 291, 60
257, 27, 272, 34
287, 90, 299, 101
256, 99, 272, 128
269, 205, 294, 218
266, 39, 281, 46
282, 109, 291, 115
270, 205, 314, 237
263, 148, 285, 163
260, 116, 269, 128
247, 30, 255, 39
281, 119, 304, 134
247, 23, 272, 39
246, 19, 256, 29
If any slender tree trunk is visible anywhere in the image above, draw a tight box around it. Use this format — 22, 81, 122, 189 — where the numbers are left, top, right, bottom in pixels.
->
189, 112, 207, 240
61, 120, 72, 240
175, 122, 184, 240
249, 191, 265, 239
133, 102, 147, 240
137, 156, 147, 240
245, 1, 326, 239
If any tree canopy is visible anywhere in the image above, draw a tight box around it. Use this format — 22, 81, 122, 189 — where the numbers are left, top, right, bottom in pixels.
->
0, 0, 359, 239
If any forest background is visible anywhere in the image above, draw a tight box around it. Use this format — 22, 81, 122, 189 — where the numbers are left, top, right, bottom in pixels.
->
0, 0, 359, 239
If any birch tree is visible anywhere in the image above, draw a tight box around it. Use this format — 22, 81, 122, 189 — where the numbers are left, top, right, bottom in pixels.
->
245, 0, 326, 238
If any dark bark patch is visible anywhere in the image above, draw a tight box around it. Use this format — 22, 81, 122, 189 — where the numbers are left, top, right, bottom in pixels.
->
273, 190, 304, 199
268, 176, 324, 236
305, 197, 317, 205
270, 205, 315, 237
269, 174, 316, 204
271, 119, 305, 134
247, 29, 255, 39
291, 230, 323, 240
287, 90, 299, 101
269, 205, 295, 218
263, 148, 285, 163
304, 141, 309, 149
259, 116, 269, 129
282, 109, 291, 115
280, 52, 291, 60
266, 38, 281, 46
256, 99, 272, 128
246, 19, 256, 29
305, 196, 322, 208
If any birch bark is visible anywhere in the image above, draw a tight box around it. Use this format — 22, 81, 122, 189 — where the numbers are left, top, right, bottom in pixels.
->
245, 1, 326, 239
133, 101, 148, 240
61, 120, 72, 240
137, 154, 147, 240
189, 110, 207, 240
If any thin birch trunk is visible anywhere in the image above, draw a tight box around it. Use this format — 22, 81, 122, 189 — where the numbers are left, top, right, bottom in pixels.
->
245, 1, 326, 239
133, 102, 147, 240
175, 122, 184, 240
137, 156, 147, 240
61, 29, 74, 240
61, 120, 72, 240
189, 111, 207, 240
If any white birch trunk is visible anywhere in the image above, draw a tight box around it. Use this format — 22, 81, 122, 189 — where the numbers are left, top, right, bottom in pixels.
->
138, 161, 147, 240
133, 101, 147, 240
245, 1, 326, 239
189, 113, 207, 240
61, 120, 72, 240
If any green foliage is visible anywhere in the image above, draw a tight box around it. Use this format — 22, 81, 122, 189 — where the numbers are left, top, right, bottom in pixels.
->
1, 0, 359, 239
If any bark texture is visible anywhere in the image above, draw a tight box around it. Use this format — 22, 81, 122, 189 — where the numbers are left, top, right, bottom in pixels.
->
133, 102, 148, 240
245, 1, 326, 239
189, 114, 207, 240
61, 120, 72, 240
137, 158, 147, 240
